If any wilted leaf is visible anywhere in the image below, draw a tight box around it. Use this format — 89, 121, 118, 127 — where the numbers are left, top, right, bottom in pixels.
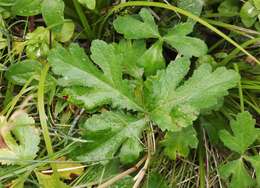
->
0, 112, 40, 165
35, 172, 70, 188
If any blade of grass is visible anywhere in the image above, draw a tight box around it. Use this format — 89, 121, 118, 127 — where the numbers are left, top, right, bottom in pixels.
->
72, 0, 94, 39
1, 76, 35, 117
220, 38, 260, 66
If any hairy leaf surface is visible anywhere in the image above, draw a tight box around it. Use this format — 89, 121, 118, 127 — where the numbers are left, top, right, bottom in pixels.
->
72, 111, 145, 164
145, 57, 239, 131
48, 40, 143, 111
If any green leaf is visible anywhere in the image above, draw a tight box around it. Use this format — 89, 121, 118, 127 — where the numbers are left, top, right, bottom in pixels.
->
220, 159, 254, 188
161, 126, 198, 160
71, 111, 145, 164
145, 57, 239, 131
240, 1, 258, 27
114, 40, 146, 79
219, 112, 257, 154
0, 112, 40, 165
144, 172, 168, 188
35, 172, 70, 188
138, 40, 165, 76
41, 0, 65, 32
6, 60, 41, 85
200, 113, 228, 145
253, 0, 260, 10
11, 0, 41, 16
55, 20, 75, 42
177, 0, 203, 25
48, 40, 143, 111
78, 0, 96, 10
5, 60, 56, 89
113, 8, 160, 39
218, 0, 240, 17
112, 176, 134, 188
246, 156, 260, 186
163, 23, 208, 57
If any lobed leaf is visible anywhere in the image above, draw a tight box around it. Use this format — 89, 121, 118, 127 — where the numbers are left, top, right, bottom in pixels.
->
220, 159, 253, 188
71, 111, 145, 164
145, 57, 239, 131
162, 126, 198, 160
163, 23, 208, 57
219, 111, 257, 154
113, 8, 160, 39
48, 40, 144, 111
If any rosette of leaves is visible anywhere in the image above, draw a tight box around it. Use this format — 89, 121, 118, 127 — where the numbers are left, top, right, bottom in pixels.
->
219, 111, 260, 188
48, 34, 239, 163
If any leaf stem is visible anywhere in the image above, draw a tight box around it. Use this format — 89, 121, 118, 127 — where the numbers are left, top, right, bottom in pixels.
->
103, 1, 260, 65
37, 63, 60, 181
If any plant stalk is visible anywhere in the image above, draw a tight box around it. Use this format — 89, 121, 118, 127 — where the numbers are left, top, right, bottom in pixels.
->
37, 63, 60, 182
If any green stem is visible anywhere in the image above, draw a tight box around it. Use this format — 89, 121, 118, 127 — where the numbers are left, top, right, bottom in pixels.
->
37, 64, 60, 181
220, 38, 260, 66
204, 18, 260, 36
72, 0, 94, 39
102, 1, 260, 65
198, 126, 206, 188
234, 64, 244, 112
3, 81, 14, 107
1, 77, 34, 117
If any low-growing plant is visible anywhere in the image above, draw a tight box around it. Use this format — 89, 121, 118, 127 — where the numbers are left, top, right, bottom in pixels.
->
0, 0, 260, 188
